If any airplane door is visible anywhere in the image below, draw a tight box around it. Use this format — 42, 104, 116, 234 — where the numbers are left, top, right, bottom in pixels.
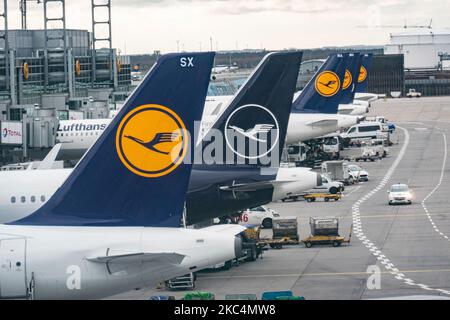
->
0, 238, 28, 299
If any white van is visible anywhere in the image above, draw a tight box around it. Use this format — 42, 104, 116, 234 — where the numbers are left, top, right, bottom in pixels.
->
341, 122, 389, 141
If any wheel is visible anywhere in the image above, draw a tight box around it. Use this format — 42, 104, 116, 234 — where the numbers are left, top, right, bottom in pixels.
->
325, 197, 330, 202
332, 241, 340, 247
305, 242, 312, 248
329, 187, 338, 195
247, 247, 257, 262
334, 198, 339, 202
262, 218, 273, 229
388, 201, 393, 206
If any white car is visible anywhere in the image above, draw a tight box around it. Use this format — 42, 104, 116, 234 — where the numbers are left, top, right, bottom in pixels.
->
348, 164, 369, 182
315, 174, 345, 194
239, 206, 280, 229
388, 184, 413, 205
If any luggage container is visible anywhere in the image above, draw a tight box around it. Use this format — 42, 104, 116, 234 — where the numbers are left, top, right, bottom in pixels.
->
310, 217, 339, 236
272, 217, 299, 241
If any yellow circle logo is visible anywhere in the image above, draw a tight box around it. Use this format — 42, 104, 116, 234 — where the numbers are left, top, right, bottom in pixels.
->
315, 71, 341, 97
342, 69, 352, 90
75, 60, 81, 77
117, 58, 122, 73
23, 62, 29, 81
115, 105, 188, 178
358, 66, 367, 83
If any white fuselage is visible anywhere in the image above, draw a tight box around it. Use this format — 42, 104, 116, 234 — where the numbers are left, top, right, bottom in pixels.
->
0, 224, 241, 299
0, 169, 67, 223
56, 119, 111, 160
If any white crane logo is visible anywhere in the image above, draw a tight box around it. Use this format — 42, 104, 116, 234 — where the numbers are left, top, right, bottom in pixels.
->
228, 124, 275, 143
224, 104, 280, 160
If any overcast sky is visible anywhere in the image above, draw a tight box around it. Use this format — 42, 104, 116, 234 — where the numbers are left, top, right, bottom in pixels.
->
5, 0, 450, 54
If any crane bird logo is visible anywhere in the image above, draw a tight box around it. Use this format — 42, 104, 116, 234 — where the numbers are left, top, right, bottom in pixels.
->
116, 104, 188, 178
358, 66, 368, 83
228, 124, 275, 143
224, 104, 279, 160
342, 69, 352, 90
124, 132, 180, 155
315, 71, 341, 97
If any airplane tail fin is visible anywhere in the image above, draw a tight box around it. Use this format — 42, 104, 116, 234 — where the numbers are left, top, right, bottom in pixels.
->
12, 52, 215, 227
355, 53, 373, 93
340, 53, 362, 105
201, 51, 303, 166
291, 53, 348, 114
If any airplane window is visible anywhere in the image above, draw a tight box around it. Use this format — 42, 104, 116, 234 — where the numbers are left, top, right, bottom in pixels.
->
21, 196, 26, 203
41, 195, 46, 202
11, 196, 16, 203
31, 196, 36, 203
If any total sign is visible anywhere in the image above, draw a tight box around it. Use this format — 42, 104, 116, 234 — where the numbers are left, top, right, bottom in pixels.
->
1, 121, 23, 145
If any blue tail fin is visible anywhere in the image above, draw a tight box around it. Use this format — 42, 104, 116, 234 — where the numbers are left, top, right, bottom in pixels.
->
355, 53, 373, 93
292, 53, 348, 114
201, 51, 303, 166
340, 53, 362, 105
12, 52, 215, 227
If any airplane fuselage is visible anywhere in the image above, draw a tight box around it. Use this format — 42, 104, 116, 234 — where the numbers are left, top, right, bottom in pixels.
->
0, 225, 240, 299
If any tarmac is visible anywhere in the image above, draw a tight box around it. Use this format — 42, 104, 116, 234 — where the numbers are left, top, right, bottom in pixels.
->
112, 96, 450, 300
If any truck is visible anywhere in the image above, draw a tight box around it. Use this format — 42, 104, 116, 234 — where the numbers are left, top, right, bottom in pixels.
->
321, 136, 340, 159
314, 174, 345, 194
286, 143, 307, 166
321, 161, 353, 185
